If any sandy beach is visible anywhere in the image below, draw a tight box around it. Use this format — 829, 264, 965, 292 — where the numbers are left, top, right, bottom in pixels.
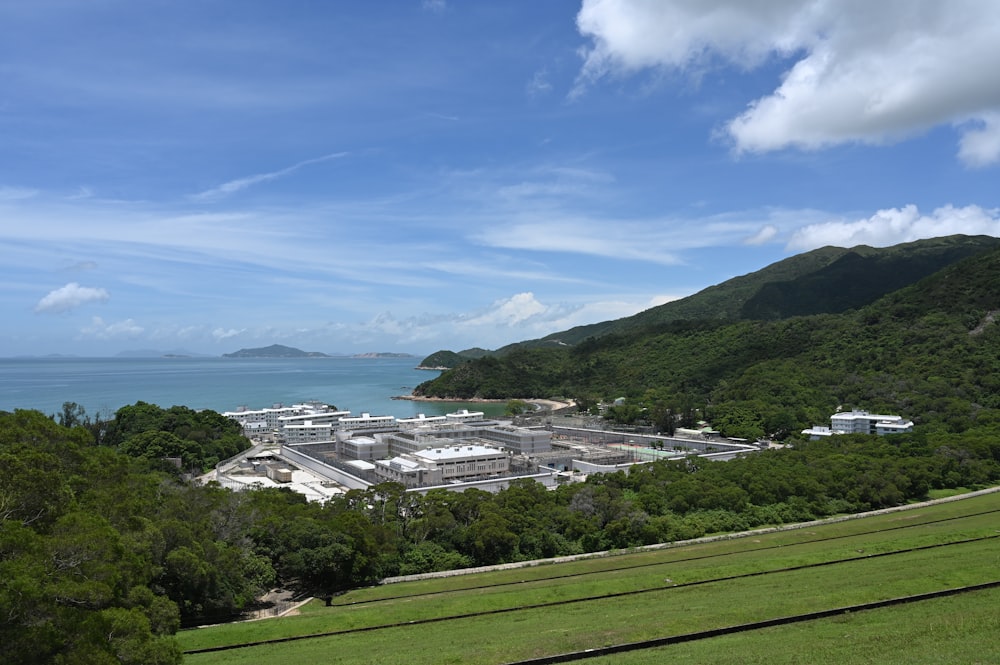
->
395, 394, 575, 411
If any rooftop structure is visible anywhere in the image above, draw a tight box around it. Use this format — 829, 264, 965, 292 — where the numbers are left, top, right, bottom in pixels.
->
397, 413, 447, 427
445, 408, 486, 423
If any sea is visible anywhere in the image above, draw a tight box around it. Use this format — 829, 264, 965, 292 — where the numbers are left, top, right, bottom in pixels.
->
0, 356, 505, 420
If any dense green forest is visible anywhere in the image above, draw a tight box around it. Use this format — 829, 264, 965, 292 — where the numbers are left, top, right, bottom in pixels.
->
3, 399, 1000, 662
410, 235, 1000, 367
415, 240, 1000, 441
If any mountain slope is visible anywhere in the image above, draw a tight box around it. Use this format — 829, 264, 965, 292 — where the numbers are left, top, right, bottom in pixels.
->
487, 234, 1000, 354
415, 242, 1000, 437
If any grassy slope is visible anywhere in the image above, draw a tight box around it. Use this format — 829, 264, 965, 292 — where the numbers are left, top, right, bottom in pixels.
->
181, 491, 1000, 664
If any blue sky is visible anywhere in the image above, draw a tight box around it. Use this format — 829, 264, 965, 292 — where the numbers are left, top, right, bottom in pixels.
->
4, 0, 1000, 357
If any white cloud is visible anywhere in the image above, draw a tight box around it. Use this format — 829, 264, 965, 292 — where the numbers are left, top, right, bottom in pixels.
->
957, 114, 1000, 168
462, 293, 549, 327
34, 282, 110, 313
576, 0, 1000, 164
81, 316, 144, 339
212, 327, 246, 340
350, 291, 682, 351
192, 152, 348, 201
744, 225, 778, 246
787, 204, 1000, 251
422, 0, 446, 13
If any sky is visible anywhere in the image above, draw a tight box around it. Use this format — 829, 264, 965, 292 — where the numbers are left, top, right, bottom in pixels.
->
3, 0, 1000, 357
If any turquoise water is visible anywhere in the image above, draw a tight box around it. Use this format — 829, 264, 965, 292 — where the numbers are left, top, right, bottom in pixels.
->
0, 356, 501, 419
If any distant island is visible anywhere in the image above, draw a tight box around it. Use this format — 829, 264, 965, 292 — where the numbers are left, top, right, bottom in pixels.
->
351, 352, 416, 359
222, 345, 416, 359
223, 344, 330, 358
116, 348, 211, 358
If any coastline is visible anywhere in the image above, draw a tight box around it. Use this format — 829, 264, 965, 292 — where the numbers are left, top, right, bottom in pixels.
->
395, 394, 575, 411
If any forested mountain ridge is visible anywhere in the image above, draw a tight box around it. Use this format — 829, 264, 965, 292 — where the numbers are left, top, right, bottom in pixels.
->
418, 235, 1000, 368
415, 240, 1000, 439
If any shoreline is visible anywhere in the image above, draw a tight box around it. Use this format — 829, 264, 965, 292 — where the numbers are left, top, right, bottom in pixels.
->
394, 394, 576, 411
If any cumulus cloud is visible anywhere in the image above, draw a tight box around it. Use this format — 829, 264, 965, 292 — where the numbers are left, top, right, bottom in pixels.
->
35, 282, 110, 313
192, 152, 348, 201
575, 0, 1000, 165
787, 204, 1000, 251
957, 114, 1000, 167
81, 316, 144, 339
461, 293, 550, 327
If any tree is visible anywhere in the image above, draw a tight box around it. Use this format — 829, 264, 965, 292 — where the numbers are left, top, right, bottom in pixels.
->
505, 399, 531, 416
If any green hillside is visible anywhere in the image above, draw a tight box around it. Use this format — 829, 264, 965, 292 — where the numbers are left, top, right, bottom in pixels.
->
179, 491, 1000, 665
416, 347, 491, 369
413, 235, 1000, 368
415, 240, 1000, 439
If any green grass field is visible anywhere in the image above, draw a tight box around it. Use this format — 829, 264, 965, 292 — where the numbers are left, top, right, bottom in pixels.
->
180, 491, 1000, 664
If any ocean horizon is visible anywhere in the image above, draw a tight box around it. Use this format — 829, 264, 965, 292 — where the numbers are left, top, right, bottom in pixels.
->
0, 356, 505, 420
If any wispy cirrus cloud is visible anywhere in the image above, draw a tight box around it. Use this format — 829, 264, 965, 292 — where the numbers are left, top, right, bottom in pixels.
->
192, 152, 348, 201
0, 186, 39, 201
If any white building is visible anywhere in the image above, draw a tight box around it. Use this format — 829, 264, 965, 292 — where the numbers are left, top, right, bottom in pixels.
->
445, 409, 486, 424
373, 442, 510, 488
224, 403, 345, 435
479, 425, 551, 455
803, 410, 914, 439
338, 412, 397, 432
338, 435, 389, 461
283, 421, 336, 444
397, 413, 447, 428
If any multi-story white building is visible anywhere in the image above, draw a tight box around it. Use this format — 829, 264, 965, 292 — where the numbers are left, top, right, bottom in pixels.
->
803, 410, 914, 439
283, 421, 336, 444
338, 412, 397, 432
338, 435, 389, 461
480, 425, 551, 455
224, 402, 344, 434
373, 442, 510, 488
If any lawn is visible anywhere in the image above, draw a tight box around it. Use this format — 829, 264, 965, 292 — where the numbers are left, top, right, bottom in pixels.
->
180, 490, 1000, 664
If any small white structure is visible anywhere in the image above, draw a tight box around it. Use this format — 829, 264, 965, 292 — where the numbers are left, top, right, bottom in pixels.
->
445, 409, 485, 423
397, 413, 447, 428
